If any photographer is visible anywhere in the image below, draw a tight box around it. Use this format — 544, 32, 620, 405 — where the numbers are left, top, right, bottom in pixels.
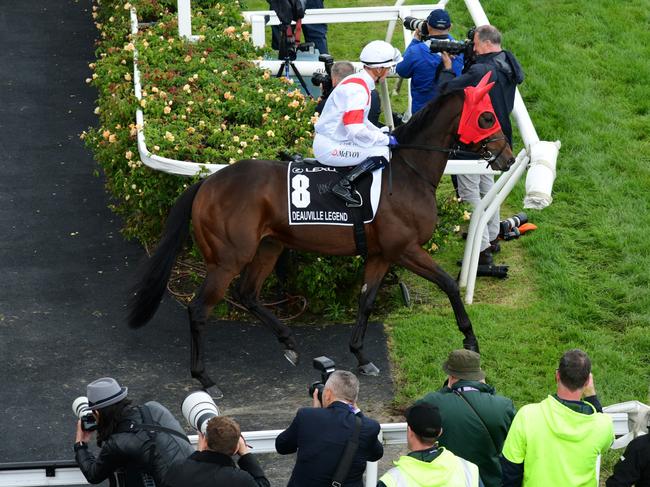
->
438, 25, 525, 265
73, 377, 193, 487
166, 416, 270, 487
396, 9, 464, 114
276, 370, 383, 487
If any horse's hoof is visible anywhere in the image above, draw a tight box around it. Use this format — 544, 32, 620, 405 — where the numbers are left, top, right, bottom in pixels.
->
284, 349, 299, 366
202, 384, 224, 400
463, 337, 480, 354
358, 362, 380, 376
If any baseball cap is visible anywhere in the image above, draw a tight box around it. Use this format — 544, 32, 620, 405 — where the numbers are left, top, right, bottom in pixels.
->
405, 403, 442, 438
427, 9, 451, 30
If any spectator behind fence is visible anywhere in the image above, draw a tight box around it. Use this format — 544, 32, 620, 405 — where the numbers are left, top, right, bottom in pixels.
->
74, 377, 193, 487
501, 349, 614, 487
378, 403, 482, 487
606, 431, 650, 486
315, 62, 382, 128
438, 24, 525, 266
395, 9, 463, 115
276, 370, 383, 487
166, 416, 269, 487
416, 349, 515, 487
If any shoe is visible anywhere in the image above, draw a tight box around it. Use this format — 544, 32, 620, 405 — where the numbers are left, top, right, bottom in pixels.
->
478, 249, 493, 265
331, 180, 361, 206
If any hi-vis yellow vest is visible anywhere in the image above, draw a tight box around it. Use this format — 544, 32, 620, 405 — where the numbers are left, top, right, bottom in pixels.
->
379, 448, 480, 487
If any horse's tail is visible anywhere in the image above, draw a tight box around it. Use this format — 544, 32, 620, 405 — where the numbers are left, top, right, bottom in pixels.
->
127, 181, 204, 328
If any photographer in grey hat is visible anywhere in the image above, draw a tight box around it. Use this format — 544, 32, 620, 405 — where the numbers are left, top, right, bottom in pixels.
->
74, 377, 193, 487
415, 350, 516, 487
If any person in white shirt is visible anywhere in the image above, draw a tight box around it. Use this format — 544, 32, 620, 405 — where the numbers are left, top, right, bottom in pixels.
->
313, 40, 401, 205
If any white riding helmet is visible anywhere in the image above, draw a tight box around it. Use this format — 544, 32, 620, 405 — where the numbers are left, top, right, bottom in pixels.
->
359, 40, 402, 68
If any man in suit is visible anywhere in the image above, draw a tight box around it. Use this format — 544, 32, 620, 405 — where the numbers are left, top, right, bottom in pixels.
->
276, 370, 384, 486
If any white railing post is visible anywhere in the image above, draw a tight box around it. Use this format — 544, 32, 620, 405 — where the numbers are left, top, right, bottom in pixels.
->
178, 0, 193, 40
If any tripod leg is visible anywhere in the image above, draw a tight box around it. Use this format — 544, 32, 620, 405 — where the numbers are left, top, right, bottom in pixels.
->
290, 62, 313, 98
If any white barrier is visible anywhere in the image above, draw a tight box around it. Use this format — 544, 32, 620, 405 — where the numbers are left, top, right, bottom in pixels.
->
0, 411, 631, 487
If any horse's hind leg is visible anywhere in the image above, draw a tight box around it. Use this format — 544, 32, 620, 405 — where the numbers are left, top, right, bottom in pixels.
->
398, 244, 479, 352
188, 264, 239, 396
350, 256, 391, 375
233, 238, 299, 365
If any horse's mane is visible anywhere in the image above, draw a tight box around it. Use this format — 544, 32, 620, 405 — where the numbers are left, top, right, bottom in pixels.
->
393, 90, 463, 144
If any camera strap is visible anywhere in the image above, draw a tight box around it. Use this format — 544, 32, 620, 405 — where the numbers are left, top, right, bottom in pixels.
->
331, 415, 363, 487
453, 390, 500, 454
117, 406, 191, 444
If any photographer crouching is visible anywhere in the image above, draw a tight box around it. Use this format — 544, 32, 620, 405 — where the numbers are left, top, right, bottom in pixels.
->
73, 377, 193, 487
276, 359, 383, 487
166, 391, 270, 487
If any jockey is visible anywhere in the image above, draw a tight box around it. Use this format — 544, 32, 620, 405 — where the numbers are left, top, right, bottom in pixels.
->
313, 40, 402, 205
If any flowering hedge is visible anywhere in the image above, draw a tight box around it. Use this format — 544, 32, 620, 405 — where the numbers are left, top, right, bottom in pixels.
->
85, 0, 464, 312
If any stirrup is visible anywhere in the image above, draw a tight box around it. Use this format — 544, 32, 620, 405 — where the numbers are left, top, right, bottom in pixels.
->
332, 183, 362, 206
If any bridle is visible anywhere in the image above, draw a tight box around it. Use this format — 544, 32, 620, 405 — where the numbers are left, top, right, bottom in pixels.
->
394, 135, 507, 167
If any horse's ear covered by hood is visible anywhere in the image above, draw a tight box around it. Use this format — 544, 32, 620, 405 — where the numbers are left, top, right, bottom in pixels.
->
457, 72, 501, 144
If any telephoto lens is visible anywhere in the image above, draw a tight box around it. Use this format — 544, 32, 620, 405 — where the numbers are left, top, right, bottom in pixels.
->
499, 212, 528, 235
402, 16, 428, 36
72, 396, 98, 432
181, 391, 219, 434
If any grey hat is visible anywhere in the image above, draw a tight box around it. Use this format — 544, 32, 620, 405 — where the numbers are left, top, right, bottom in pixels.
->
87, 377, 128, 410
442, 349, 486, 381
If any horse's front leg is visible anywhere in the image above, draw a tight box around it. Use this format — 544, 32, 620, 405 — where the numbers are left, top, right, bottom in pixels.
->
398, 244, 479, 353
350, 256, 391, 375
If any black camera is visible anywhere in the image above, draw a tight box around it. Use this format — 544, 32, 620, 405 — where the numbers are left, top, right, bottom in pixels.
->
403, 16, 430, 37
499, 212, 528, 240
311, 54, 334, 98
428, 38, 470, 56
308, 356, 336, 404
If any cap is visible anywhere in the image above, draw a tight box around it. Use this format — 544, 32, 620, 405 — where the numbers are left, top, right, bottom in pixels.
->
427, 9, 451, 30
87, 377, 128, 410
442, 349, 486, 381
405, 403, 442, 438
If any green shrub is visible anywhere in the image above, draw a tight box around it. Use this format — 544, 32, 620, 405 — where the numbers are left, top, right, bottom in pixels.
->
85, 0, 464, 311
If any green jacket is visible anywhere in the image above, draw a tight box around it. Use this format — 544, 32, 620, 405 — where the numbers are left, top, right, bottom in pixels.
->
502, 395, 613, 487
418, 380, 516, 487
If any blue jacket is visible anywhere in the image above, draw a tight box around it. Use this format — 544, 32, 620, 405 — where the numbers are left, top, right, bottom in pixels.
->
396, 36, 464, 114
276, 401, 383, 487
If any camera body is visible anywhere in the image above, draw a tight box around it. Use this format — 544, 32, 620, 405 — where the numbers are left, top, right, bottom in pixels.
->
308, 356, 336, 404
311, 54, 335, 99
72, 396, 98, 432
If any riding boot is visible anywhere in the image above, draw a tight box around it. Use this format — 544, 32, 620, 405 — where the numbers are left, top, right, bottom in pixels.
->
331, 156, 386, 205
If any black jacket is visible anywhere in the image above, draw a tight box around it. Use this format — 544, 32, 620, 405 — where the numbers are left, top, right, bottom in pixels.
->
75, 401, 194, 486
439, 50, 525, 144
607, 434, 650, 487
165, 450, 270, 487
276, 401, 384, 487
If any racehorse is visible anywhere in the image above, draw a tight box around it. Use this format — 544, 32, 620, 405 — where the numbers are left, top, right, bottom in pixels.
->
128, 74, 514, 394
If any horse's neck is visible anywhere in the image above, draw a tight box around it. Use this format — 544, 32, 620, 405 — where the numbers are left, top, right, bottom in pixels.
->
394, 122, 456, 188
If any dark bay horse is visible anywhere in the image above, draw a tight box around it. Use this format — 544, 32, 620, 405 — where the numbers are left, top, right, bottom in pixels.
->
128, 79, 515, 393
